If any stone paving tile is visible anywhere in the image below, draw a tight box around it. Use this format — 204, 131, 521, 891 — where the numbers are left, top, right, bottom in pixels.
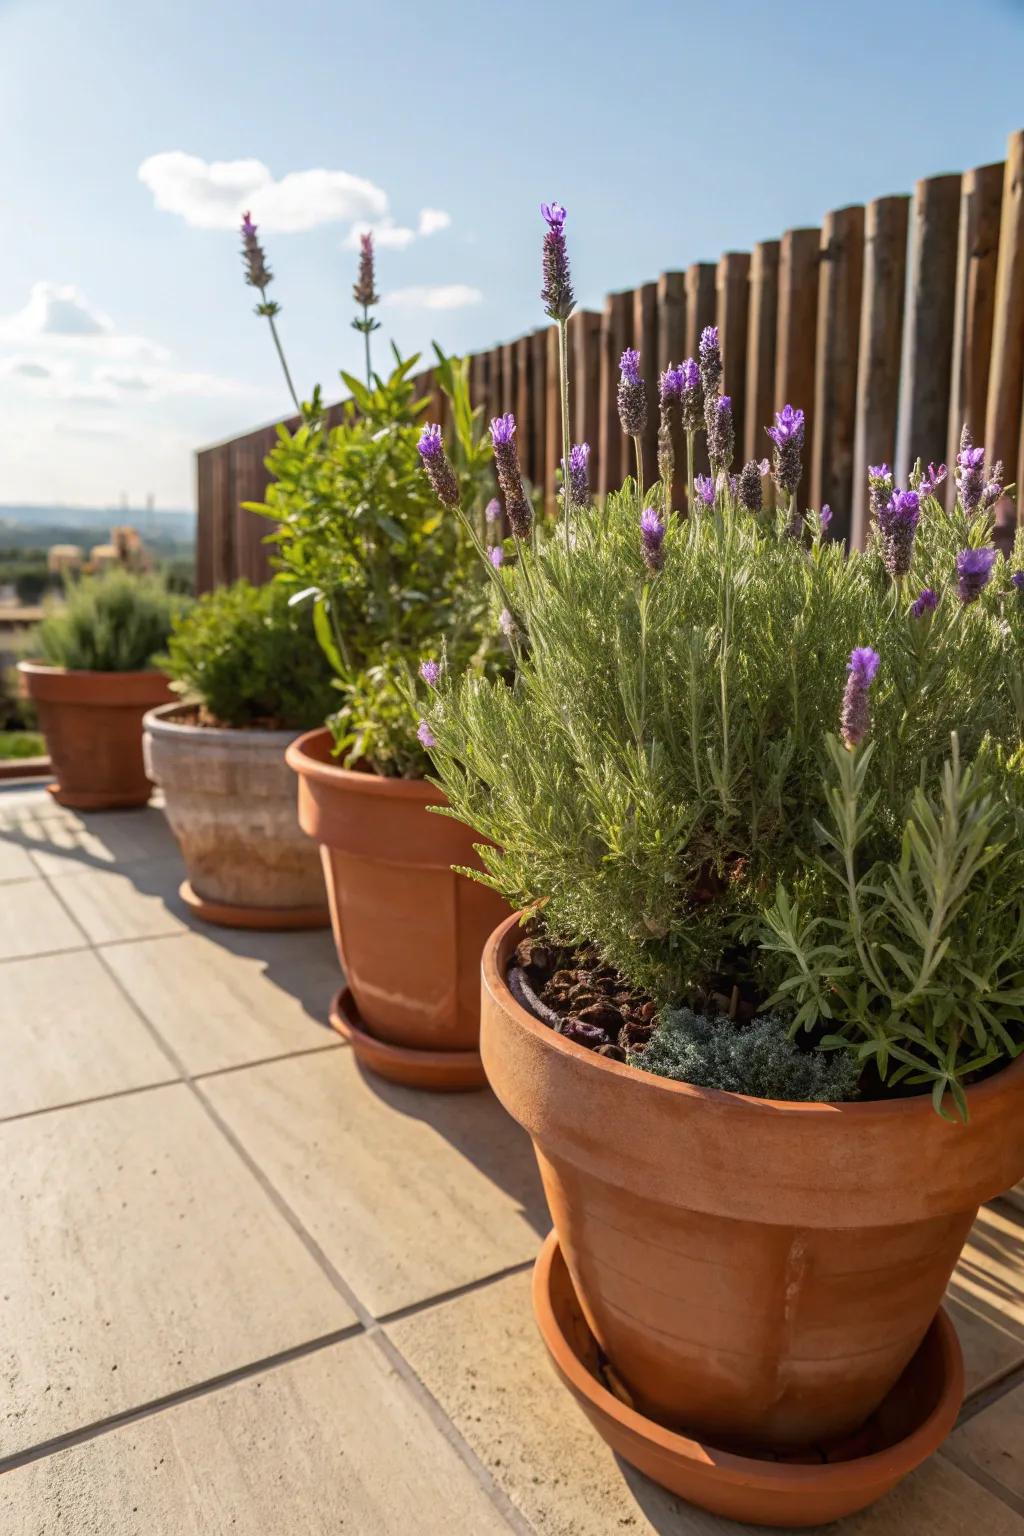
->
948, 1380, 1024, 1507
202, 1049, 547, 1316
0, 836, 39, 883
25, 807, 180, 878
44, 856, 191, 944
0, 950, 176, 1119
0, 1083, 354, 1458
4, 1337, 513, 1536
946, 1202, 1024, 1395
103, 928, 340, 1075
0, 878, 88, 961
389, 1270, 1024, 1536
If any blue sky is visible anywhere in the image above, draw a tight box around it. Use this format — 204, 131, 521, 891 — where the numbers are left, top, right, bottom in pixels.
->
2, 0, 1023, 510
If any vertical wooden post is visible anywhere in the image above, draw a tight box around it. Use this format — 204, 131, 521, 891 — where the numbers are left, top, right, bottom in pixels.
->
897, 173, 961, 481
195, 451, 214, 593
716, 252, 751, 459
685, 263, 716, 479
745, 240, 780, 465
633, 282, 659, 491
500, 341, 516, 416
775, 228, 821, 503
545, 324, 561, 515
851, 195, 910, 546
597, 291, 632, 497
530, 327, 549, 506
811, 206, 864, 540
514, 334, 533, 485
985, 131, 1024, 495
657, 272, 686, 373
946, 161, 1004, 499
569, 309, 602, 457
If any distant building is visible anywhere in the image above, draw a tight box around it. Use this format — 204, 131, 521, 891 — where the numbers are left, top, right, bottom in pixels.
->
47, 544, 83, 575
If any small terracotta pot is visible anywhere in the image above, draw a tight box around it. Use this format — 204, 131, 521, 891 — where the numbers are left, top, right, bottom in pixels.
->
534, 1232, 963, 1527
482, 913, 1024, 1454
143, 704, 329, 931
19, 662, 173, 810
287, 727, 508, 1088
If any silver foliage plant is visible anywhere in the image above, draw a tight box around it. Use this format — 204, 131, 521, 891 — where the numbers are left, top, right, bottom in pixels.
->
418, 207, 1024, 1117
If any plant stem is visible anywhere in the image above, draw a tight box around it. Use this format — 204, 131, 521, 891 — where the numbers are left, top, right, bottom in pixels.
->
686, 431, 695, 516
265, 313, 302, 417
557, 320, 572, 537
633, 436, 644, 506
362, 306, 373, 387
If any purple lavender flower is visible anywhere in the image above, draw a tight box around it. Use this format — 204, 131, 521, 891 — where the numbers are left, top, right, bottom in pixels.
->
767, 404, 805, 498
418, 424, 460, 508
498, 607, 518, 639
1011, 571, 1024, 592
540, 201, 574, 323
820, 504, 833, 531
736, 459, 766, 514
678, 357, 703, 433
490, 414, 532, 539
841, 647, 881, 750
639, 505, 666, 573
698, 326, 722, 399
694, 474, 716, 507
565, 442, 591, 510
417, 720, 437, 749
910, 587, 938, 618
867, 463, 894, 521
956, 427, 986, 514
707, 393, 735, 474
657, 371, 681, 488
956, 545, 998, 603
489, 545, 504, 567
877, 488, 921, 578
352, 231, 379, 309
240, 211, 278, 315
419, 658, 441, 687
485, 497, 502, 523
917, 462, 947, 497
617, 348, 647, 437
980, 461, 1005, 511
659, 365, 683, 403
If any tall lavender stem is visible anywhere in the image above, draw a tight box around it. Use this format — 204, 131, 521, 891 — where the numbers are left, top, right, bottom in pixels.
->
541, 203, 575, 534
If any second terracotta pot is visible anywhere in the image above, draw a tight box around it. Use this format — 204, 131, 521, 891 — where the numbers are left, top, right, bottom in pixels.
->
287, 727, 508, 1087
481, 912, 1024, 1453
19, 662, 173, 810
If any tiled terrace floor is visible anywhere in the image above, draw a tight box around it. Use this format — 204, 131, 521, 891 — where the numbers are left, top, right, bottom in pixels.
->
2, 783, 1024, 1534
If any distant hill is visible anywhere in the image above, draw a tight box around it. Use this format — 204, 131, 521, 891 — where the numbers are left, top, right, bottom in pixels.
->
0, 505, 195, 543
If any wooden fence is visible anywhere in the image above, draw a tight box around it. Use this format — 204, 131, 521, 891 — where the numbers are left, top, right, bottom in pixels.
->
197, 130, 1024, 590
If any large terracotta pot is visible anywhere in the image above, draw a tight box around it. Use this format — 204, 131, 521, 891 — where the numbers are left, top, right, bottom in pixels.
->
19, 662, 173, 810
481, 912, 1024, 1452
287, 727, 508, 1089
143, 704, 328, 930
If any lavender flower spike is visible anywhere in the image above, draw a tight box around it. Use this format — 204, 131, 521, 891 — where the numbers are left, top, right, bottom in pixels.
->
240, 211, 276, 309
416, 720, 437, 749
910, 587, 939, 618
617, 348, 647, 436
918, 462, 947, 497
867, 463, 894, 521
1011, 571, 1024, 592
352, 231, 379, 309
694, 474, 716, 507
678, 357, 703, 433
639, 505, 666, 573
489, 545, 504, 567
418, 424, 460, 508
484, 497, 502, 523
419, 658, 441, 687
956, 545, 998, 603
767, 404, 805, 498
490, 413, 532, 540
841, 647, 881, 750
657, 369, 681, 488
955, 426, 986, 514
707, 394, 735, 475
566, 442, 591, 510
540, 201, 575, 323
877, 489, 921, 578
736, 459, 767, 514
820, 504, 833, 531
698, 325, 722, 398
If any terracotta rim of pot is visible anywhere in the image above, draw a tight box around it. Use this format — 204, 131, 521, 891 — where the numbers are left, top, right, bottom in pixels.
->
144, 701, 308, 747
329, 986, 487, 1092
285, 725, 446, 804
482, 912, 1024, 1228
18, 661, 172, 707
179, 879, 330, 932
532, 1230, 964, 1527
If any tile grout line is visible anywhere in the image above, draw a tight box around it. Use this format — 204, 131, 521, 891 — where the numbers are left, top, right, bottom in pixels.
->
940, 1443, 1024, 1520
956, 1352, 1024, 1428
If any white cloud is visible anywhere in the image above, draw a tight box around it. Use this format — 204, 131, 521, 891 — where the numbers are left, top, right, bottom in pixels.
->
0, 282, 168, 362
138, 151, 388, 233
418, 207, 451, 237
383, 284, 482, 311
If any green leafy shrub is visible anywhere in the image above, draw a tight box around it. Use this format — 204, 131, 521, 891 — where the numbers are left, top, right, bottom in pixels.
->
161, 579, 337, 730
33, 570, 187, 672
632, 1009, 860, 1102
247, 350, 502, 775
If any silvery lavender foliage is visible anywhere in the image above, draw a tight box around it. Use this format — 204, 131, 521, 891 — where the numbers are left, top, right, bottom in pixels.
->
678, 357, 703, 433
617, 349, 647, 437
877, 489, 921, 578
736, 459, 768, 514
867, 464, 894, 521
767, 405, 805, 499
566, 442, 592, 510
490, 414, 533, 540
417, 424, 460, 508
694, 474, 715, 507
956, 546, 998, 603
639, 505, 666, 573
956, 427, 985, 514
707, 394, 735, 475
841, 646, 880, 750
540, 202, 575, 323
240, 212, 278, 314
910, 587, 939, 618
657, 367, 682, 486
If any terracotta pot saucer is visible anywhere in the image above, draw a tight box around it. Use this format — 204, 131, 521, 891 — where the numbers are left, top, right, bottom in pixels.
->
47, 782, 151, 811
178, 879, 330, 932
329, 986, 487, 1093
532, 1230, 964, 1529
